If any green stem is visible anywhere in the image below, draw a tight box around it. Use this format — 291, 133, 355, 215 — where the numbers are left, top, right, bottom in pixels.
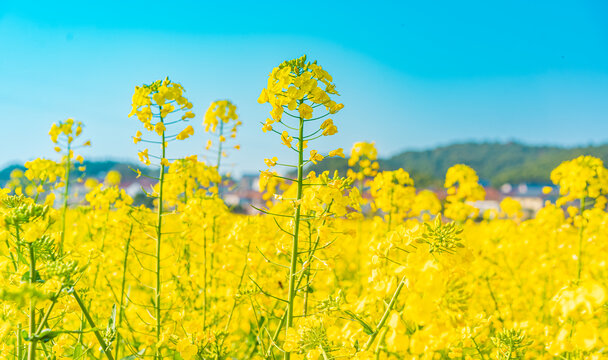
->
203, 227, 207, 329
387, 189, 394, 232
115, 225, 133, 360
71, 289, 115, 360
210, 216, 217, 289
221, 239, 252, 348
33, 179, 46, 204
303, 223, 312, 317
75, 311, 85, 356
374, 328, 388, 360
363, 274, 407, 351
17, 323, 22, 360
217, 119, 224, 174
34, 287, 63, 336
27, 244, 36, 360
320, 346, 331, 360
59, 142, 71, 256
92, 212, 110, 288
471, 337, 487, 360
39, 343, 51, 360
284, 113, 304, 360
577, 194, 587, 283
266, 203, 333, 359
155, 119, 166, 360
15, 225, 22, 269
484, 277, 504, 323
183, 179, 188, 204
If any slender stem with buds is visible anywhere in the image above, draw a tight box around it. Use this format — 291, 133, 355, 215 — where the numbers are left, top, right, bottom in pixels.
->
577, 193, 587, 283
71, 289, 115, 360
363, 274, 407, 351
284, 107, 305, 360
17, 323, 23, 360
115, 225, 133, 360
59, 142, 71, 256
217, 119, 224, 173
155, 117, 166, 360
27, 244, 36, 360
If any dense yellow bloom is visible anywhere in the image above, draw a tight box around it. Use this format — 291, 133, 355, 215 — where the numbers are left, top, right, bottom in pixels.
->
444, 164, 485, 221
129, 78, 190, 126
259, 55, 343, 151
203, 100, 241, 171
348, 141, 380, 181
203, 100, 239, 132
10, 153, 603, 358
369, 169, 416, 224
129, 78, 194, 165
500, 196, 523, 218
48, 118, 88, 165
349, 141, 378, 165
551, 155, 608, 206
283, 327, 299, 352
49, 118, 82, 144
176, 339, 199, 360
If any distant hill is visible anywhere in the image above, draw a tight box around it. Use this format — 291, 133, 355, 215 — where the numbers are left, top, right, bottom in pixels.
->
307, 142, 608, 187
0, 160, 155, 185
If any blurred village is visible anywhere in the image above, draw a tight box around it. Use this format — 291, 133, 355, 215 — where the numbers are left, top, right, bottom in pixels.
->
0, 160, 559, 219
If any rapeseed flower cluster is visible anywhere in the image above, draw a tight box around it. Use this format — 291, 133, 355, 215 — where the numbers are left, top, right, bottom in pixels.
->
203, 100, 241, 172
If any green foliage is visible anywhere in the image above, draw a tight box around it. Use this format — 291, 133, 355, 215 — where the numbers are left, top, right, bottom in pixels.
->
492, 329, 533, 359
417, 216, 464, 255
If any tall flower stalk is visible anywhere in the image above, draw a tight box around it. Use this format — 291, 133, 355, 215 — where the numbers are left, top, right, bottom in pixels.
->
257, 55, 345, 359
129, 78, 195, 359
48, 119, 90, 255
203, 100, 241, 175
550, 155, 608, 282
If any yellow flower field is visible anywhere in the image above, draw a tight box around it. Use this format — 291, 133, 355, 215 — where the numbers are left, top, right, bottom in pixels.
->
2, 56, 608, 360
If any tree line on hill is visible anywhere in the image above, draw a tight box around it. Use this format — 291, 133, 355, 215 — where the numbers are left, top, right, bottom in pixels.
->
307, 142, 608, 187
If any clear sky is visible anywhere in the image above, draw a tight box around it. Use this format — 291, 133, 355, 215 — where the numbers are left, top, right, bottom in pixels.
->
1, 1, 607, 174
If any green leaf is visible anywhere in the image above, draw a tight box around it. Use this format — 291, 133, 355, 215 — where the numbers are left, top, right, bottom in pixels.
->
73, 343, 86, 358
33, 329, 61, 342
21, 270, 43, 283
22, 329, 61, 342
107, 304, 117, 332
343, 310, 374, 335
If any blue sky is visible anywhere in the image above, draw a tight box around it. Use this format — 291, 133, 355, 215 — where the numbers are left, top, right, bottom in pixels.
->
1, 1, 607, 174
